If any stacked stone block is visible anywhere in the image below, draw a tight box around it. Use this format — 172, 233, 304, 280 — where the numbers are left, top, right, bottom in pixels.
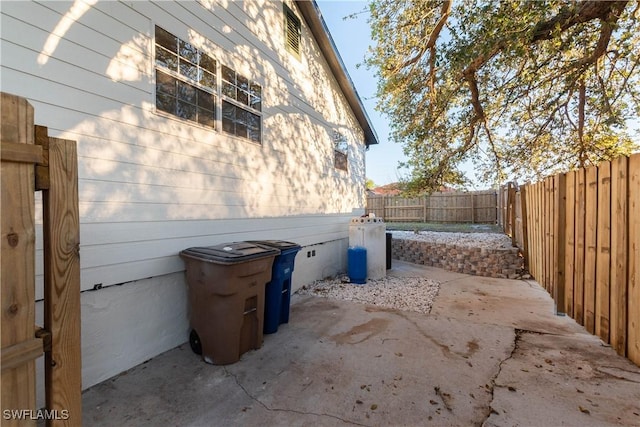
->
392, 239, 524, 279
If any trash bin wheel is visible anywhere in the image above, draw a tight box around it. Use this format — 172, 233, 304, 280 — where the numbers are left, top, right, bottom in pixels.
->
189, 329, 202, 355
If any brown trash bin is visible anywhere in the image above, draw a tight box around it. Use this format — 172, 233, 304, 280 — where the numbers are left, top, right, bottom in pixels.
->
180, 242, 279, 365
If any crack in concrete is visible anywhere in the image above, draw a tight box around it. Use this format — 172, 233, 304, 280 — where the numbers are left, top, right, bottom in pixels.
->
440, 276, 471, 285
481, 328, 522, 426
224, 368, 370, 426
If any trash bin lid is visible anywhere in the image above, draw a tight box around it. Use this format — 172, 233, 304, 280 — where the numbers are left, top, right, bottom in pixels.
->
180, 242, 279, 264
246, 240, 301, 251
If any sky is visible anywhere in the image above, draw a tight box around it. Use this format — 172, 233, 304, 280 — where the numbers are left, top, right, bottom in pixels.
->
316, 1, 405, 187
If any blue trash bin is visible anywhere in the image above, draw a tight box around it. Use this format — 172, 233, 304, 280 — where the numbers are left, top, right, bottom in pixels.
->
247, 240, 301, 334
348, 246, 367, 284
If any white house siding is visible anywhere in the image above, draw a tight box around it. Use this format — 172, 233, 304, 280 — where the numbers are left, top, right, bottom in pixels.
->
1, 0, 370, 390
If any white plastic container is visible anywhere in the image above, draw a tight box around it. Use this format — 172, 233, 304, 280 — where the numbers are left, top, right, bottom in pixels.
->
349, 217, 386, 280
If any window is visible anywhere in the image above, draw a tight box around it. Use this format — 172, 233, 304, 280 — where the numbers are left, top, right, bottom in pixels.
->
221, 65, 262, 143
284, 4, 301, 58
155, 26, 217, 129
154, 26, 263, 143
221, 66, 262, 111
333, 130, 348, 172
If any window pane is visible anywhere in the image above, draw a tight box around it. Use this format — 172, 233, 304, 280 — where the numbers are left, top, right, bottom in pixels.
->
179, 60, 198, 81
235, 108, 247, 137
235, 122, 247, 138
236, 108, 247, 125
237, 74, 248, 91
247, 113, 261, 143
176, 100, 196, 121
200, 70, 216, 89
156, 70, 176, 95
221, 65, 235, 84
250, 96, 261, 111
237, 89, 249, 106
197, 88, 215, 111
250, 83, 261, 110
200, 54, 216, 73
177, 80, 197, 103
222, 118, 234, 134
222, 81, 236, 99
222, 101, 235, 134
247, 111, 260, 130
250, 83, 261, 98
155, 26, 177, 52
248, 127, 261, 143
156, 92, 176, 114
179, 40, 199, 64
197, 107, 215, 128
156, 46, 178, 71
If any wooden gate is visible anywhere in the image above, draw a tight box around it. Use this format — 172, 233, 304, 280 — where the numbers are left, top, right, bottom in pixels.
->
1, 93, 81, 425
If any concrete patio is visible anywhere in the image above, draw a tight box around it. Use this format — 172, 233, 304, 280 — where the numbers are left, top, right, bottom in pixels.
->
82, 261, 640, 426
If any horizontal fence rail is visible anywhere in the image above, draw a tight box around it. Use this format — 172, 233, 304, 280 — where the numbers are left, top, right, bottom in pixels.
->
366, 190, 497, 223
500, 153, 640, 367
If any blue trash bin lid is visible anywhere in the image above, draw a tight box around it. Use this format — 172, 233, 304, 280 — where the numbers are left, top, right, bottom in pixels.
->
180, 242, 280, 265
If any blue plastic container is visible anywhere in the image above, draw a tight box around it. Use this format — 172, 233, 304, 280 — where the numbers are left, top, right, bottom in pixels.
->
348, 246, 367, 284
248, 240, 301, 334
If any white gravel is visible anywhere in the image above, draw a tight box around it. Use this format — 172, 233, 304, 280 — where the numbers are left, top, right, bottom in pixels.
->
296, 276, 440, 315
391, 230, 512, 249
295, 231, 509, 314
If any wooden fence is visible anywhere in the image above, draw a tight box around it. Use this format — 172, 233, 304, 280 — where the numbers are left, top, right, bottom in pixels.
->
1, 93, 82, 425
366, 190, 497, 223
500, 153, 640, 367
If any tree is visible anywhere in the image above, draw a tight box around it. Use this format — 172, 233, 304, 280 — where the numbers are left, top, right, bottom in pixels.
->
366, 178, 376, 189
365, 0, 640, 192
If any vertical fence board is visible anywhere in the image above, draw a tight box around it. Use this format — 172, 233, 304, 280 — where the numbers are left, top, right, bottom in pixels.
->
545, 178, 553, 292
542, 180, 549, 290
584, 166, 599, 334
511, 184, 516, 236
564, 171, 576, 318
628, 154, 640, 365
520, 186, 529, 271
596, 161, 611, 342
574, 168, 586, 326
529, 184, 537, 279
555, 174, 566, 314
43, 137, 82, 424
536, 182, 543, 282
538, 182, 544, 282
610, 156, 628, 357
1, 94, 37, 426
551, 176, 557, 297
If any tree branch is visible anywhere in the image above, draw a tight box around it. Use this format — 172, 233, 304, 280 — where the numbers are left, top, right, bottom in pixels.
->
575, 1, 627, 68
531, 1, 628, 42
400, 1, 451, 70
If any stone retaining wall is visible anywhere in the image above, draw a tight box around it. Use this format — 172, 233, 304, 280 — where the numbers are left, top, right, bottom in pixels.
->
392, 238, 524, 279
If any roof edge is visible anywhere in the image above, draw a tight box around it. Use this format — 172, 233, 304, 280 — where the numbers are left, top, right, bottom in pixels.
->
295, 0, 379, 147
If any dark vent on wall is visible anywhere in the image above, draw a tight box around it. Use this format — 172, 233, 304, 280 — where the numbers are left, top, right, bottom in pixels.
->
284, 4, 301, 58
